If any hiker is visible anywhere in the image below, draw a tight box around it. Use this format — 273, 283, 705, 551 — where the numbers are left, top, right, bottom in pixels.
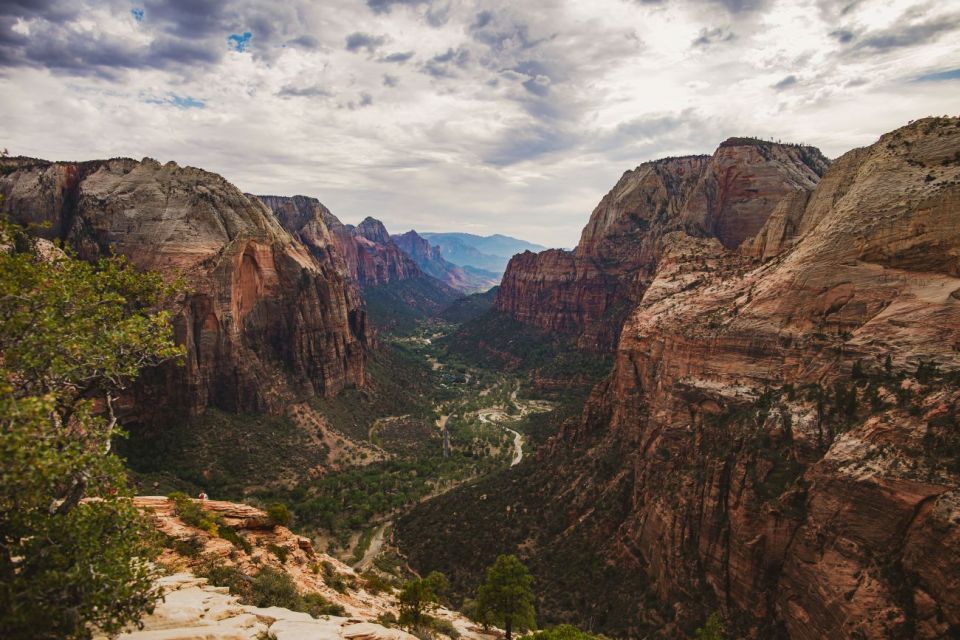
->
197, 490, 208, 501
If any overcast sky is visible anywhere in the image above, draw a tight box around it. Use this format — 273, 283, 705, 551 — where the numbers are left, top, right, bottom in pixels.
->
1, 0, 958, 247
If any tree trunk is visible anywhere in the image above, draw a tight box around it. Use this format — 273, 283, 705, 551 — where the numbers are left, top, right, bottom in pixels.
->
505, 616, 512, 640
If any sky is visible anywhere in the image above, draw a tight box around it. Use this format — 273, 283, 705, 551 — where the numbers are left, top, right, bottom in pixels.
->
0, 0, 958, 247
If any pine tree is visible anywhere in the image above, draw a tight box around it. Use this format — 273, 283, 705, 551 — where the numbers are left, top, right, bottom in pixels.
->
476, 555, 536, 640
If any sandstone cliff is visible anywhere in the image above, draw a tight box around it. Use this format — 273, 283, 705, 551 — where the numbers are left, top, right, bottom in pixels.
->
259, 195, 420, 289
399, 118, 960, 638
495, 141, 829, 350
259, 196, 459, 329
565, 117, 960, 637
0, 158, 367, 420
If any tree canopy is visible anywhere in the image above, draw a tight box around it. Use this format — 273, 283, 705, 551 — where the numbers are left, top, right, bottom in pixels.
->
0, 218, 184, 639
476, 554, 536, 640
397, 570, 449, 629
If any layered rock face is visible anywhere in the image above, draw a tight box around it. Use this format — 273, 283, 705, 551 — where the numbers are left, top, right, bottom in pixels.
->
259, 195, 422, 288
393, 229, 498, 293
0, 158, 366, 418
559, 117, 960, 637
495, 141, 829, 350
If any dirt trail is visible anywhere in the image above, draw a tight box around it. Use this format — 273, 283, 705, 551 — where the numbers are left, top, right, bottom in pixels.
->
355, 523, 388, 571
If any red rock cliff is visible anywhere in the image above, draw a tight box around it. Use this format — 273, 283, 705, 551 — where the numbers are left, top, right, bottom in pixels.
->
259, 195, 422, 289
0, 158, 367, 419
495, 141, 829, 350
558, 117, 960, 637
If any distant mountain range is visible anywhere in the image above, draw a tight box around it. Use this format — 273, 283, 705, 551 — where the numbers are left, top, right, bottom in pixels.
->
419, 232, 546, 275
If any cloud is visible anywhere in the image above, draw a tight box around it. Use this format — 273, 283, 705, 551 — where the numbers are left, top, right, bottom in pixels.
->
366, 0, 430, 14
286, 34, 320, 49
131, 7, 145, 22
829, 28, 855, 43
772, 74, 797, 90
422, 46, 469, 78
277, 84, 333, 98
1, 0, 958, 247
853, 10, 960, 51
692, 27, 735, 47
345, 31, 386, 52
379, 50, 414, 63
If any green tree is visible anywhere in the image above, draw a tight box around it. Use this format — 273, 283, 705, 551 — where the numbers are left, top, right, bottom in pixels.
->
694, 612, 726, 640
397, 571, 449, 629
528, 624, 606, 640
0, 218, 184, 639
476, 555, 536, 640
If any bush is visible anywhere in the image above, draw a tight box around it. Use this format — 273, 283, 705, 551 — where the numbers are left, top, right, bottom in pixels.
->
171, 536, 206, 558
267, 543, 290, 564
301, 592, 347, 617
220, 526, 252, 554
377, 612, 398, 627
267, 503, 292, 527
431, 617, 461, 639
250, 567, 301, 609
362, 571, 396, 595
528, 625, 605, 640
169, 492, 221, 536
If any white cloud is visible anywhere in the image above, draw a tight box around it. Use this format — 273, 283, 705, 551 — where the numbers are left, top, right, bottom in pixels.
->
0, 0, 957, 247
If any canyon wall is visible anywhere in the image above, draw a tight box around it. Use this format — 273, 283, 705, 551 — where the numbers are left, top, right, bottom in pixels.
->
565, 117, 960, 637
495, 141, 829, 350
0, 158, 367, 419
399, 118, 960, 639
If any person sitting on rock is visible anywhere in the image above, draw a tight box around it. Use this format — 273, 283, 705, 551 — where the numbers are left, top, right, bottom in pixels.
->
197, 490, 208, 501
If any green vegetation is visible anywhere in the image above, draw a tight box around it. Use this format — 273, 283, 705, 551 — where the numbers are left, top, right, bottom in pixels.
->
0, 217, 183, 639
528, 625, 608, 640
196, 561, 347, 617
694, 612, 726, 640
439, 287, 498, 324
167, 491, 252, 553
398, 571, 449, 629
267, 502, 293, 527
363, 276, 459, 334
476, 555, 537, 640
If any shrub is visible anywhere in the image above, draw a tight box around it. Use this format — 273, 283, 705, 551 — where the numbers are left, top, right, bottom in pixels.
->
266, 503, 292, 527
362, 571, 396, 595
431, 617, 461, 639
528, 625, 606, 640
250, 567, 301, 609
377, 612, 398, 627
171, 536, 206, 558
219, 526, 252, 554
169, 492, 221, 536
267, 543, 290, 564
301, 592, 347, 617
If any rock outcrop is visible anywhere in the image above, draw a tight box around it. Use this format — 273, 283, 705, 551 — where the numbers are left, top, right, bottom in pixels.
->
495, 140, 829, 350
259, 195, 420, 289
0, 158, 367, 420
393, 230, 498, 293
258, 196, 460, 329
122, 497, 489, 640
